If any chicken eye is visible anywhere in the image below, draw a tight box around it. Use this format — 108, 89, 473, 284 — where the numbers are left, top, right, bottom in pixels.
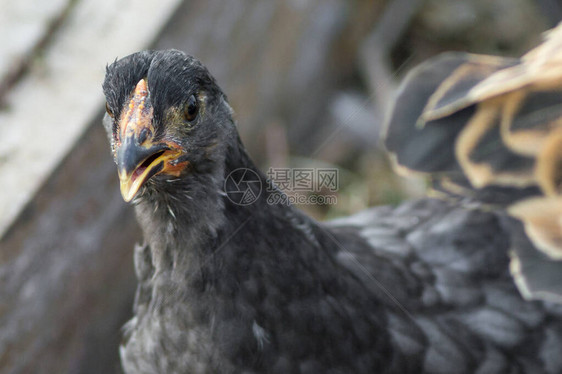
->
106, 102, 114, 118
184, 94, 199, 122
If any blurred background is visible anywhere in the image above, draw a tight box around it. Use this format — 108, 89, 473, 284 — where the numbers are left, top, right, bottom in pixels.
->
0, 0, 560, 373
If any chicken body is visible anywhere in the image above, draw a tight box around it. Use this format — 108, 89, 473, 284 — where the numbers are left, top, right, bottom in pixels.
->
102, 48, 562, 374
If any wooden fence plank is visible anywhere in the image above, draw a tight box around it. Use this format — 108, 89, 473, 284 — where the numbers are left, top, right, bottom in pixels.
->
0, 0, 71, 92
0, 0, 183, 239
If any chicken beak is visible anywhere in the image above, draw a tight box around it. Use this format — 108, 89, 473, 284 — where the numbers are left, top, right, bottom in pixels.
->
117, 138, 176, 202
116, 79, 185, 202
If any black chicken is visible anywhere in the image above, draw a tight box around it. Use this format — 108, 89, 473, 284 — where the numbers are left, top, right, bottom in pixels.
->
385, 23, 562, 303
102, 42, 562, 373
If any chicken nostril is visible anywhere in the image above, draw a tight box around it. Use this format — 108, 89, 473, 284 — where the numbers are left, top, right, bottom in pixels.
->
138, 128, 151, 145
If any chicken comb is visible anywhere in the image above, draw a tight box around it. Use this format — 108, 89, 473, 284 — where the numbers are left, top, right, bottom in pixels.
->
385, 22, 562, 303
